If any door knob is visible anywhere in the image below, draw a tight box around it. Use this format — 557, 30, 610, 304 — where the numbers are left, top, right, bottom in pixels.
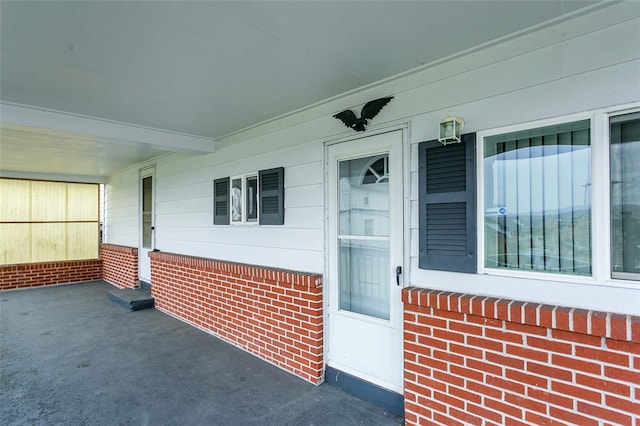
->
396, 266, 402, 286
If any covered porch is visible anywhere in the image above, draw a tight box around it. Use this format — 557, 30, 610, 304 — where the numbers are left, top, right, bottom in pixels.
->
0, 280, 402, 425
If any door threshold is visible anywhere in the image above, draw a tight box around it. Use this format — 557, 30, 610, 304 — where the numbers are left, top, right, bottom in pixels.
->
325, 366, 404, 417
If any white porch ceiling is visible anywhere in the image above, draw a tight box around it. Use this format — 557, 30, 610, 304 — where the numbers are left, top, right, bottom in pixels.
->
0, 0, 602, 180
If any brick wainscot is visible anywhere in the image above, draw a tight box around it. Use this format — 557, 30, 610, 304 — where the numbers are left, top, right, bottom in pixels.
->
0, 259, 102, 290
150, 251, 324, 384
403, 287, 640, 426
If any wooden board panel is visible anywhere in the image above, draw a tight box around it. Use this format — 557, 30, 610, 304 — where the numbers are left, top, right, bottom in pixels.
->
31, 181, 67, 222
68, 222, 99, 260
0, 179, 31, 222
67, 183, 99, 221
0, 223, 31, 264
31, 223, 67, 262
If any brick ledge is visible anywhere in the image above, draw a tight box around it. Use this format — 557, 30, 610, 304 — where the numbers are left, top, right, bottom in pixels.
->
150, 251, 323, 288
100, 243, 138, 254
403, 287, 639, 343
1, 259, 101, 270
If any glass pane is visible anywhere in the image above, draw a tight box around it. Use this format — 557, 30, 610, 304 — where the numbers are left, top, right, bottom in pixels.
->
611, 114, 640, 278
142, 176, 153, 248
339, 239, 390, 320
246, 176, 258, 222
484, 121, 592, 275
339, 155, 389, 237
142, 213, 152, 248
231, 178, 242, 222
142, 177, 153, 212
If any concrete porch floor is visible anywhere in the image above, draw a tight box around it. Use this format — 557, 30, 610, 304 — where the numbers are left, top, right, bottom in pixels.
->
0, 281, 403, 425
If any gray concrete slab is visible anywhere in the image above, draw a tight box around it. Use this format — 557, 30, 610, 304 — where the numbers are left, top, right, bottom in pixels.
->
1, 281, 403, 426
107, 288, 154, 311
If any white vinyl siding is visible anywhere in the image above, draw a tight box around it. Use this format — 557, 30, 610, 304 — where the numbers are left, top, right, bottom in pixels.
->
146, 142, 322, 273
104, 3, 640, 314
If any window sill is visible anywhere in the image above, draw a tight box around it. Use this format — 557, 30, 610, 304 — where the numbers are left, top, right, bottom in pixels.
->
479, 267, 640, 290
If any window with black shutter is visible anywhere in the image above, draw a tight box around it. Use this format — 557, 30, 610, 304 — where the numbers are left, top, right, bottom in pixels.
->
418, 133, 476, 273
214, 168, 284, 226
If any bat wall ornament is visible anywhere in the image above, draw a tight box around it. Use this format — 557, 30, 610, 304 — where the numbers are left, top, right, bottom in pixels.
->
333, 96, 393, 132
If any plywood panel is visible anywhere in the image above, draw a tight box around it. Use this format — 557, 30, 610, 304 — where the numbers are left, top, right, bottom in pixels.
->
67, 183, 99, 221
31, 223, 67, 262
2, 179, 96, 264
0, 223, 31, 264
32, 181, 67, 221
0, 179, 31, 222
68, 222, 99, 260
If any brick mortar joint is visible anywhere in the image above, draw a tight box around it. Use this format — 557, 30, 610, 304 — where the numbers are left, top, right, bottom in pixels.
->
403, 286, 639, 343
149, 251, 322, 288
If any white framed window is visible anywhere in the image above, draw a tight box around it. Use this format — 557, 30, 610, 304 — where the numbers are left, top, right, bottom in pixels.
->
478, 108, 640, 283
610, 112, 640, 281
482, 119, 592, 276
230, 173, 258, 225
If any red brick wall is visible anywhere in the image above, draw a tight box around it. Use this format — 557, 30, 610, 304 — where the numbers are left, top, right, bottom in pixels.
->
101, 244, 138, 289
0, 259, 102, 290
150, 251, 324, 384
403, 287, 640, 426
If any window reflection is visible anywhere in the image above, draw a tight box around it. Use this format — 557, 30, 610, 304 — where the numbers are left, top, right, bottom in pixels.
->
484, 121, 592, 275
611, 114, 640, 279
338, 154, 390, 320
339, 155, 389, 237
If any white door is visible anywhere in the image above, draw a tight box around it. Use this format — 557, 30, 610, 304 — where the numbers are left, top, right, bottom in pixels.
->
138, 166, 155, 284
326, 130, 404, 393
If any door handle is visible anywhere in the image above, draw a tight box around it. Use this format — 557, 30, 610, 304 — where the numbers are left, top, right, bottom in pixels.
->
396, 266, 402, 286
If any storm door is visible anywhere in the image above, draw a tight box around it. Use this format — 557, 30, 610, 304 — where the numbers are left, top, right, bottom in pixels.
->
138, 166, 155, 285
326, 130, 404, 393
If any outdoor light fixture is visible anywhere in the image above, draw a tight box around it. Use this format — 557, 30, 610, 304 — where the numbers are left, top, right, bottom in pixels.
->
438, 114, 465, 145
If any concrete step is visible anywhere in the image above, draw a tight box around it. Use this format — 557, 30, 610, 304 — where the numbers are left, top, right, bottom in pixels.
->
107, 288, 154, 311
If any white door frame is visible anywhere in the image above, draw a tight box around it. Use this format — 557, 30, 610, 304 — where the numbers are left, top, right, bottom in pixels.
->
324, 126, 409, 393
138, 165, 155, 284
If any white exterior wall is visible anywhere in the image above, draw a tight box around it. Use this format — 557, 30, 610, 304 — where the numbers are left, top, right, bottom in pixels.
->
104, 166, 140, 248
104, 2, 640, 314
153, 141, 324, 273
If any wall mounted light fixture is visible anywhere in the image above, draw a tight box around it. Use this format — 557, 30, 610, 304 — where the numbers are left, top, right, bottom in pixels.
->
438, 114, 465, 145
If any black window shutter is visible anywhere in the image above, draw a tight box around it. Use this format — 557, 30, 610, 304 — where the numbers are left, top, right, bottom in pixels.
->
418, 133, 476, 273
259, 167, 284, 225
213, 177, 230, 225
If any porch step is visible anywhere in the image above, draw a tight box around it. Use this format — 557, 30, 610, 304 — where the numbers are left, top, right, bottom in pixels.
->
107, 288, 154, 311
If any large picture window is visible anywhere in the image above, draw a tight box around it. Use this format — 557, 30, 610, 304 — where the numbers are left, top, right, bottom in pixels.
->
610, 113, 640, 280
483, 120, 592, 276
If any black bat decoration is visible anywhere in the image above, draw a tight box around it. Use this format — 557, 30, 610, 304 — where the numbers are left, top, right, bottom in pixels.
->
333, 96, 393, 132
